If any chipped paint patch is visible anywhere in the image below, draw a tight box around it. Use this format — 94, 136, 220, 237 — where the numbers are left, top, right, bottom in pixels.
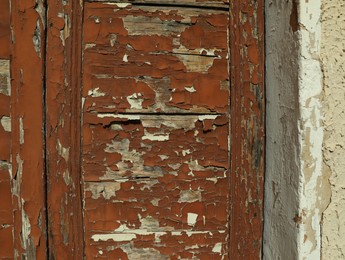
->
184, 86, 196, 93
187, 213, 198, 226
85, 182, 120, 200
88, 87, 106, 97
174, 54, 216, 73
58, 13, 71, 46
126, 93, 143, 109
19, 117, 24, 144
179, 189, 201, 203
32, 20, 42, 57
0, 60, 10, 95
92, 233, 136, 242
1, 116, 11, 132
142, 130, 169, 141
212, 242, 222, 253
57, 139, 70, 162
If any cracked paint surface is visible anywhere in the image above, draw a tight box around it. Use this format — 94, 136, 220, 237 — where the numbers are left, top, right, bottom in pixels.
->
0, 0, 48, 258
1, 0, 264, 258
0, 56, 13, 257
82, 2, 230, 258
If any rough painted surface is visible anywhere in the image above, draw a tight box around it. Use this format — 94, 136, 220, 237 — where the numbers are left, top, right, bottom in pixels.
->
10, 0, 47, 258
321, 1, 345, 259
0, 3, 14, 257
264, 1, 301, 259
0, 0, 10, 59
1, 0, 265, 258
45, 0, 84, 258
0, 59, 13, 258
298, 1, 327, 258
82, 3, 231, 258
83, 4, 229, 114
229, 0, 264, 258
265, 1, 327, 259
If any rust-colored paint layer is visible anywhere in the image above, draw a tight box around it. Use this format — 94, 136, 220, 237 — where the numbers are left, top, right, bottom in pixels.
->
229, 0, 265, 258
82, 2, 230, 258
0, 59, 13, 258
0, 0, 10, 59
83, 4, 229, 114
45, 0, 84, 258
10, 0, 47, 258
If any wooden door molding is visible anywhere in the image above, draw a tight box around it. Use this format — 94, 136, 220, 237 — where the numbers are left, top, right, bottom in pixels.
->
229, 0, 265, 258
10, 0, 47, 258
45, 1, 84, 258
44, 1, 265, 258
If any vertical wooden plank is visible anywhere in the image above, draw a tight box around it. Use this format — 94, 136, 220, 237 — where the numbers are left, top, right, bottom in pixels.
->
10, 0, 47, 258
0, 58, 14, 258
0, 0, 11, 59
45, 0, 84, 258
229, 0, 265, 259
1, 2, 14, 256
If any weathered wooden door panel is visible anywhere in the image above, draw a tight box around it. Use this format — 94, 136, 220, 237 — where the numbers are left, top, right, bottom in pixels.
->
83, 4, 229, 114
82, 2, 230, 258
1, 0, 264, 259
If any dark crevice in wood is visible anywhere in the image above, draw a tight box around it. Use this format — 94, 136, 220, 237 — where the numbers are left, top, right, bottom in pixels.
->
41, 0, 50, 257
86, 0, 229, 11
91, 111, 225, 116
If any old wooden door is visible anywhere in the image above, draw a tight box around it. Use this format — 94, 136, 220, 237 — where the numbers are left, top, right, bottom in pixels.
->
0, 0, 264, 259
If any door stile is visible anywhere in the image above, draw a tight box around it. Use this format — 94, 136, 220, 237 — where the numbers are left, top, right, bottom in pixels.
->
229, 0, 265, 259
10, 0, 48, 258
45, 0, 85, 258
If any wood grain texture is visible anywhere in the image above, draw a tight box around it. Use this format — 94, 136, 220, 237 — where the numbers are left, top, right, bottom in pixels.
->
229, 0, 265, 259
45, 0, 84, 258
10, 0, 47, 258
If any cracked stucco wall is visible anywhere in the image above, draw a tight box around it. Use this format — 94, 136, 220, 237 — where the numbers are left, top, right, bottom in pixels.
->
321, 1, 345, 259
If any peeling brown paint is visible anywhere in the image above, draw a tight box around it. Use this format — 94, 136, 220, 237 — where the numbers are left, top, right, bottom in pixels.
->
45, 0, 84, 258
0, 0, 11, 59
10, 0, 47, 258
229, 0, 265, 258
81, 2, 231, 258
1, 0, 264, 258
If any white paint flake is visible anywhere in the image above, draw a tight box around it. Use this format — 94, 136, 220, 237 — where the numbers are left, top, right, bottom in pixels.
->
126, 93, 144, 109
91, 233, 136, 242
187, 213, 198, 226
88, 87, 106, 97
212, 243, 222, 253
123, 54, 129, 62
0, 116, 11, 132
19, 117, 24, 144
184, 86, 196, 93
142, 130, 169, 141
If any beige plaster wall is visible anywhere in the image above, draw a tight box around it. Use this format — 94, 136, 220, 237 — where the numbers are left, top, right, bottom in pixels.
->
321, 1, 345, 259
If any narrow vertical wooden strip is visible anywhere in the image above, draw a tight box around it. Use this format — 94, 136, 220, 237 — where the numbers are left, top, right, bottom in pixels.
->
10, 0, 47, 258
229, 0, 265, 259
0, 58, 14, 257
1, 2, 15, 257
0, 0, 11, 59
45, 0, 84, 258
